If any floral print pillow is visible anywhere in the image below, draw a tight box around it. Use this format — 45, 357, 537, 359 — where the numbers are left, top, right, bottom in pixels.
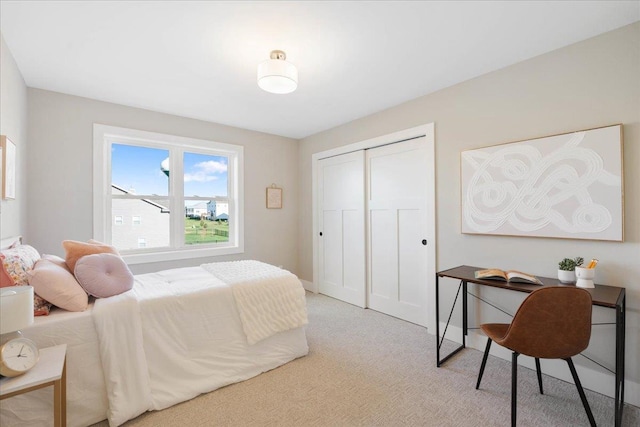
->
1, 244, 52, 315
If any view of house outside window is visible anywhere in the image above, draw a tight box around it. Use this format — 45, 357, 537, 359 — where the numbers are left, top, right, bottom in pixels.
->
111, 144, 171, 250
110, 143, 231, 250
182, 152, 230, 245
94, 124, 243, 264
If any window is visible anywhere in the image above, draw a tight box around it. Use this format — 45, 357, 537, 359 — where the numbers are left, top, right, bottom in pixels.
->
93, 124, 244, 264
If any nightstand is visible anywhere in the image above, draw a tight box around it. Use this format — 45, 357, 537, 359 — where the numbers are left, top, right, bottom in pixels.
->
1, 344, 67, 427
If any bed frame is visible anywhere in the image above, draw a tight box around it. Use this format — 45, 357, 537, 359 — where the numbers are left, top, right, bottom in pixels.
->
0, 235, 22, 250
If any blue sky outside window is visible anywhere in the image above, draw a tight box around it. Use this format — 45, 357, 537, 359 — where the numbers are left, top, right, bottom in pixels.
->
111, 144, 228, 198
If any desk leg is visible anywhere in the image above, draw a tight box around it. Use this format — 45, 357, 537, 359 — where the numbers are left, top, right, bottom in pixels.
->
436, 274, 441, 365
436, 275, 466, 366
614, 293, 625, 427
462, 281, 468, 341
62, 358, 67, 427
53, 377, 61, 427
52, 357, 66, 427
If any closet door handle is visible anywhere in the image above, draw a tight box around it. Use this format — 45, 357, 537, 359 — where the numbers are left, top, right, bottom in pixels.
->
319, 232, 323, 236
421, 239, 427, 246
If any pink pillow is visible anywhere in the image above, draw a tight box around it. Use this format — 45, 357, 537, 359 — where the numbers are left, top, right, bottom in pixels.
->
28, 259, 88, 312
74, 253, 134, 298
88, 239, 108, 245
41, 254, 68, 269
63, 240, 119, 272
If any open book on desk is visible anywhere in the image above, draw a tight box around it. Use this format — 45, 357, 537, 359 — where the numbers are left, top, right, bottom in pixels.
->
474, 269, 543, 285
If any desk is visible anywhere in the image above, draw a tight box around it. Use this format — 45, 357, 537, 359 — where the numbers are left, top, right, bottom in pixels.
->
435, 266, 625, 427
0, 344, 67, 427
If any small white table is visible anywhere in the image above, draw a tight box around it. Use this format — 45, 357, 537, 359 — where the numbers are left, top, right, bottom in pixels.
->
1, 344, 67, 427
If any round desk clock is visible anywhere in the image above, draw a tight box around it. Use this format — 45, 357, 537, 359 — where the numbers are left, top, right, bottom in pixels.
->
0, 337, 40, 377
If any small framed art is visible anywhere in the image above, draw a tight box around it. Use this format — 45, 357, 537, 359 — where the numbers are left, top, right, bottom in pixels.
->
266, 185, 282, 209
1, 135, 16, 200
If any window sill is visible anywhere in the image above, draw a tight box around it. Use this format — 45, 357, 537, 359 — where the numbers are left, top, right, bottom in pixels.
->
122, 245, 243, 265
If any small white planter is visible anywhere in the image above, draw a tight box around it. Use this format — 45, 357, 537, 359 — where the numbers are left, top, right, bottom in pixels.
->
558, 269, 575, 284
575, 266, 595, 288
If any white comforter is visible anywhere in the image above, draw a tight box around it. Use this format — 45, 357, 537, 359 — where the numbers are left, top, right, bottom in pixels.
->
92, 261, 308, 426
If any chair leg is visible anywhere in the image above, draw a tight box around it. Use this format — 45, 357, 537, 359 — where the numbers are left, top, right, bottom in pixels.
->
535, 358, 544, 395
512, 352, 519, 427
476, 338, 492, 389
566, 358, 596, 427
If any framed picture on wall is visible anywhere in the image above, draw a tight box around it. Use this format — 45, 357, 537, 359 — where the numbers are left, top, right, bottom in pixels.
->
266, 185, 282, 209
1, 135, 16, 200
460, 124, 623, 241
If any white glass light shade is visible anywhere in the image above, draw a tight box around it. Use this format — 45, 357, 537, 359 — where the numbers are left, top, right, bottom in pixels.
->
0, 286, 34, 334
257, 59, 298, 94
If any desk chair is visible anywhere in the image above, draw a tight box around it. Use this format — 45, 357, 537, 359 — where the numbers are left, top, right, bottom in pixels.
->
475, 286, 596, 427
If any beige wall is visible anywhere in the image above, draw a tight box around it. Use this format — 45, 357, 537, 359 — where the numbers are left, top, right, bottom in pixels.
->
0, 34, 28, 240
298, 23, 640, 397
27, 89, 299, 274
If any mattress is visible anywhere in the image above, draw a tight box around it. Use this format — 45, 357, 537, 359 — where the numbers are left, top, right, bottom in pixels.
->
0, 264, 308, 427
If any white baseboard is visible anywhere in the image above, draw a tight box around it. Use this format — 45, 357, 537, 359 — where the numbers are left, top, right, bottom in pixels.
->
301, 279, 317, 293
436, 322, 639, 408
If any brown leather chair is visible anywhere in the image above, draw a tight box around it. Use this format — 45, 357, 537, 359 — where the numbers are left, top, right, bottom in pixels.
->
475, 286, 596, 426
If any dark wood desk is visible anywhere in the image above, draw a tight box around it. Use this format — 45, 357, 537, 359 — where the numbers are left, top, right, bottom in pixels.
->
436, 265, 626, 427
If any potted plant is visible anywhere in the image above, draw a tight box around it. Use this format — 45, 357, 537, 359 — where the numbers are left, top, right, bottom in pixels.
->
558, 257, 584, 283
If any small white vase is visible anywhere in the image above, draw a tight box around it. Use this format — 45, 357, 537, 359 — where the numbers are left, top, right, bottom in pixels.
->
558, 269, 575, 284
575, 266, 595, 288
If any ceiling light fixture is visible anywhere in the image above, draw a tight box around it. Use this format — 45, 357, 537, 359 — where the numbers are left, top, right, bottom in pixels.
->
257, 50, 298, 94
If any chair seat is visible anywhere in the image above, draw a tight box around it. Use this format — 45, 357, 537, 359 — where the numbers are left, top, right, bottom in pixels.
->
481, 323, 509, 341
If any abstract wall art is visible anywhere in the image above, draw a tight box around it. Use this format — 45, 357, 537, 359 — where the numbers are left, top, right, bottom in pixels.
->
461, 124, 623, 241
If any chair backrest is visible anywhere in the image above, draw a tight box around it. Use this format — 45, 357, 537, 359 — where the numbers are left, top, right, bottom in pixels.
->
499, 287, 592, 359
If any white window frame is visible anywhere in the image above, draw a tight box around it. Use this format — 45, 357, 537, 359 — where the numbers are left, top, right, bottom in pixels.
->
93, 124, 244, 264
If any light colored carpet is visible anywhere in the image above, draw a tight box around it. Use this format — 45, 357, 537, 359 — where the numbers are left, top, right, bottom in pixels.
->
93, 292, 639, 426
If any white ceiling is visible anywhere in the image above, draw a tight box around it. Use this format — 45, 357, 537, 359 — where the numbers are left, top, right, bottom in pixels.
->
1, 1, 638, 139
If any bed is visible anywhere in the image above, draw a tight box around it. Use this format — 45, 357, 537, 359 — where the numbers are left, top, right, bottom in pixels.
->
0, 237, 309, 427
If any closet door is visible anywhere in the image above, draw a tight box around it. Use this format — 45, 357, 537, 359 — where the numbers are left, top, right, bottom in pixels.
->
317, 151, 366, 307
367, 138, 430, 326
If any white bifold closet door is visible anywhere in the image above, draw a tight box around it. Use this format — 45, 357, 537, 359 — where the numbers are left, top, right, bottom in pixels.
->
317, 151, 366, 308
316, 136, 431, 326
366, 138, 429, 326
